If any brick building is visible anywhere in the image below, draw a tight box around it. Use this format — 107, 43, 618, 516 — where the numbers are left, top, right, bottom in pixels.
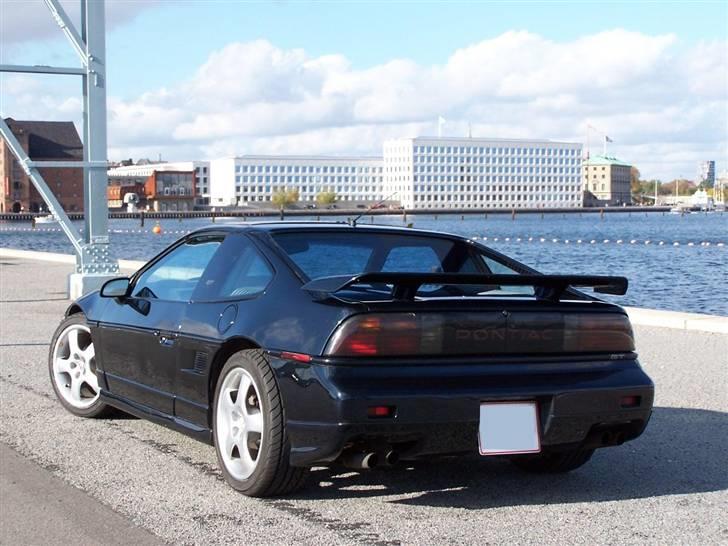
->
144, 170, 196, 211
107, 175, 146, 210
0, 118, 85, 213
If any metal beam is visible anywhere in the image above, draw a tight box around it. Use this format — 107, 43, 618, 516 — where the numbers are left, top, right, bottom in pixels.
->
27, 160, 108, 168
43, 0, 88, 67
81, 0, 111, 249
0, 118, 84, 255
0, 64, 85, 76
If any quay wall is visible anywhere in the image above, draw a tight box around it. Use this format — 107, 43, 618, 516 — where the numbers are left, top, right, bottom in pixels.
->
1, 247, 726, 334
0, 206, 673, 222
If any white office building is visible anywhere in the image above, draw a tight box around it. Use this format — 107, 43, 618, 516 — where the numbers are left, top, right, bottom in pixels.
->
697, 160, 716, 187
384, 137, 583, 209
209, 156, 385, 207
107, 161, 211, 205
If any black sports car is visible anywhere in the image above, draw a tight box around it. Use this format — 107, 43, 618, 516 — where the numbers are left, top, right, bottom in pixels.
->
49, 223, 654, 497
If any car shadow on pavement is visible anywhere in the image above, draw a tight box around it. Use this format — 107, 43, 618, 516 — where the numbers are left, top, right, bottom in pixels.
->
297, 406, 727, 508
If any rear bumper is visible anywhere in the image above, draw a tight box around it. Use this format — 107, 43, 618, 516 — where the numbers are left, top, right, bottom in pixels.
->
269, 354, 654, 467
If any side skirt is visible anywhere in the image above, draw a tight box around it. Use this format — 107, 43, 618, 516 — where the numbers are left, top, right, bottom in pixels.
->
100, 390, 213, 445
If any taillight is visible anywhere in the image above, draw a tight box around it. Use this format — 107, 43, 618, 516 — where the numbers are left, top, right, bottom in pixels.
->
325, 313, 421, 356
564, 313, 635, 353
324, 311, 635, 358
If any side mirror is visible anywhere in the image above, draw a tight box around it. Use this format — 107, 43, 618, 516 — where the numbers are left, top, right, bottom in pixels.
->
100, 277, 131, 298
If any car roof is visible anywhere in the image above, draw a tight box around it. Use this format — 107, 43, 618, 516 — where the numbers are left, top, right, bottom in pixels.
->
192, 221, 469, 239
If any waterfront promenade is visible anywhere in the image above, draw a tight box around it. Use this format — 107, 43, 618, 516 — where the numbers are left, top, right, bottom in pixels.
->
1, 252, 726, 545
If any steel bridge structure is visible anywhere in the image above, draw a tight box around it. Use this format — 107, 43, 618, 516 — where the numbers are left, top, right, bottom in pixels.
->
0, 0, 118, 298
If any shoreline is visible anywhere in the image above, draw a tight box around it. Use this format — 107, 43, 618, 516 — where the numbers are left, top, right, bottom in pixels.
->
0, 206, 676, 222
1, 247, 726, 333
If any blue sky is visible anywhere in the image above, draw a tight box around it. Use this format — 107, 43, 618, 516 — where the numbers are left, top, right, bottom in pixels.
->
1, 0, 727, 180
7, 1, 728, 98
107, 0, 728, 98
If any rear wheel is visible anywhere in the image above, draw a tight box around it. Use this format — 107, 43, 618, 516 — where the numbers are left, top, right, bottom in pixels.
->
213, 350, 308, 497
510, 448, 594, 473
48, 314, 111, 418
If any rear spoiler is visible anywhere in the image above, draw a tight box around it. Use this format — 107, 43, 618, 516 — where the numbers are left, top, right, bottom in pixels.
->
301, 272, 628, 302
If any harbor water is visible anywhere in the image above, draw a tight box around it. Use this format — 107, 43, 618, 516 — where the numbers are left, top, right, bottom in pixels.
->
1, 211, 726, 315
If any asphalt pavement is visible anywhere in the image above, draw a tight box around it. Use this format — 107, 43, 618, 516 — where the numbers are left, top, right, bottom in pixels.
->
1, 257, 726, 545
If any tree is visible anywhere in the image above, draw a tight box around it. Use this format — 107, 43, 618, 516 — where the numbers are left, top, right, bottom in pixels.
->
630, 166, 642, 195
316, 190, 338, 205
639, 179, 659, 195
660, 179, 696, 196
271, 188, 299, 209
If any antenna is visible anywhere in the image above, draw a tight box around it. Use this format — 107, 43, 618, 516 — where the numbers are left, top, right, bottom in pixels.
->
350, 192, 399, 227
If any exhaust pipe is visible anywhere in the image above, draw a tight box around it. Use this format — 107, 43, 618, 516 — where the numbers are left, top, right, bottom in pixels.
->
384, 450, 399, 466
342, 452, 379, 470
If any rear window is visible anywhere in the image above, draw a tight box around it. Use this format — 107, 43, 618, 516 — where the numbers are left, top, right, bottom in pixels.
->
272, 231, 534, 298
273, 232, 476, 277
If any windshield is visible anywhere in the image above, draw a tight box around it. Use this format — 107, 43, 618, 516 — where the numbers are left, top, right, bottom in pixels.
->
272, 231, 535, 298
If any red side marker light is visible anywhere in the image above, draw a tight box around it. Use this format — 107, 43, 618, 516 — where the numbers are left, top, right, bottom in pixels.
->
280, 351, 312, 363
367, 405, 395, 418
620, 395, 641, 408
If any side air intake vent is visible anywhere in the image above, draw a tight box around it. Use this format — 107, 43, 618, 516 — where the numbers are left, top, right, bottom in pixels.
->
193, 351, 208, 374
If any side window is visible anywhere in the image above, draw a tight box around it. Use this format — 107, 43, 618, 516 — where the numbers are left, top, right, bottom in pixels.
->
481, 255, 534, 295
133, 236, 223, 301
382, 246, 442, 273
194, 235, 273, 300
482, 255, 519, 275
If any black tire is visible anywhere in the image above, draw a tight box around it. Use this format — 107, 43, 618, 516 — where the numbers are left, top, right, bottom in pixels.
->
48, 314, 112, 418
212, 349, 308, 497
510, 448, 595, 473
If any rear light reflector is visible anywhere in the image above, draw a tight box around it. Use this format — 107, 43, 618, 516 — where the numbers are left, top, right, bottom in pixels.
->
620, 395, 641, 408
367, 405, 395, 418
280, 351, 312, 363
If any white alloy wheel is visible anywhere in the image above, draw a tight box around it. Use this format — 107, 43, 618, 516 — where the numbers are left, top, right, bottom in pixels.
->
51, 324, 100, 410
216, 367, 265, 480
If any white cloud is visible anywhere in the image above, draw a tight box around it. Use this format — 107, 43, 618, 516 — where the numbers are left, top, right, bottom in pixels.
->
2, 29, 726, 180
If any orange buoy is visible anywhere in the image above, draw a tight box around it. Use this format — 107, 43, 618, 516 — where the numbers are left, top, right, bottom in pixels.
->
152, 223, 162, 235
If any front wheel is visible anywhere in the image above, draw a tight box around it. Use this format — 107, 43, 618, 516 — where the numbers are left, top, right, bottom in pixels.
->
48, 314, 111, 418
510, 448, 595, 473
213, 350, 308, 497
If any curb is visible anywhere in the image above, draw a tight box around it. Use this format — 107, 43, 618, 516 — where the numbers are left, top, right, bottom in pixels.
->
624, 307, 728, 335
1, 247, 726, 334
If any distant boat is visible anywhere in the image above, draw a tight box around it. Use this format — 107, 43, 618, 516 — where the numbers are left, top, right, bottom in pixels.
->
669, 206, 690, 215
35, 214, 57, 224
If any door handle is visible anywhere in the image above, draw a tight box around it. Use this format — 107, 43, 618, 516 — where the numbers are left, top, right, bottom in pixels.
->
159, 335, 175, 347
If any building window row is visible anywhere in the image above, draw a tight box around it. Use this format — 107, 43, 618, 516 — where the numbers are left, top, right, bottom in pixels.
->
414, 194, 576, 204
414, 175, 579, 183
414, 165, 580, 175
412, 156, 580, 166
235, 164, 383, 175
235, 175, 383, 184
412, 145, 579, 156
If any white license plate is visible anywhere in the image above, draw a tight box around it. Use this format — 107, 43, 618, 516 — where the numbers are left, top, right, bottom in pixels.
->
478, 401, 541, 455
